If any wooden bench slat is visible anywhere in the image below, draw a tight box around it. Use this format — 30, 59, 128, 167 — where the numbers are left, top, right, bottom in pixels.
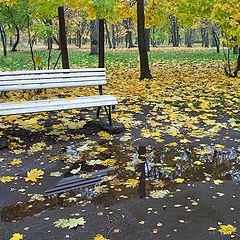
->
0, 95, 117, 116
0, 68, 106, 76
0, 95, 116, 109
0, 80, 107, 91
0, 72, 106, 82
0, 76, 107, 86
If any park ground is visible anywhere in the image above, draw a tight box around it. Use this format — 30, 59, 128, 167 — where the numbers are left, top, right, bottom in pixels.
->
0, 47, 240, 240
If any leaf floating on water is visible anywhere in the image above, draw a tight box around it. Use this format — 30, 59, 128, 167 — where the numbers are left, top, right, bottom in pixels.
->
54, 219, 69, 228
218, 224, 237, 235
194, 161, 204, 166
25, 169, 44, 183
213, 179, 223, 185
124, 179, 139, 188
50, 171, 63, 177
9, 159, 22, 165
86, 160, 103, 166
30, 194, 45, 202
67, 218, 86, 229
94, 184, 110, 193
28, 142, 46, 154
0, 176, 16, 183
175, 178, 185, 184
96, 147, 109, 153
208, 227, 217, 231
54, 217, 86, 229
160, 167, 175, 174
151, 180, 165, 188
70, 167, 82, 175
10, 233, 24, 240
102, 159, 116, 167
93, 234, 109, 240
150, 190, 170, 199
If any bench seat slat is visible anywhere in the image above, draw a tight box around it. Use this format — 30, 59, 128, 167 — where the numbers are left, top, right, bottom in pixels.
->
0, 68, 105, 76
0, 95, 117, 116
0, 72, 106, 82
0, 80, 107, 91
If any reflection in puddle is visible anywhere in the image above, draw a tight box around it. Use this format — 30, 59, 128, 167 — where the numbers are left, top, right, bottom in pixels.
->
1, 143, 239, 222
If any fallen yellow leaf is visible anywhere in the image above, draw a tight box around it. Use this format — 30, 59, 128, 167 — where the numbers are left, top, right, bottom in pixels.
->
25, 169, 44, 183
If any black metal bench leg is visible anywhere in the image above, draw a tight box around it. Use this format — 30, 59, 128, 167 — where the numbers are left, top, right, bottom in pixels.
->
96, 106, 101, 118
0, 133, 7, 150
108, 106, 112, 126
104, 106, 113, 126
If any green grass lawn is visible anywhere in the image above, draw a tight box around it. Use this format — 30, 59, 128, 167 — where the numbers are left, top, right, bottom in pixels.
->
0, 46, 238, 71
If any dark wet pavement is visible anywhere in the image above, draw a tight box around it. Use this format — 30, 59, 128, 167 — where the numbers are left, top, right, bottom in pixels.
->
1, 135, 240, 239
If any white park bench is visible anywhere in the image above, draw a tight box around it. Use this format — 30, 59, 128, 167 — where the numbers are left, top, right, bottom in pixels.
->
0, 68, 118, 126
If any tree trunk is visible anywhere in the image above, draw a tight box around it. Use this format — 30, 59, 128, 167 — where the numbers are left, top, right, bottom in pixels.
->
137, 0, 152, 80
90, 20, 99, 55
76, 30, 82, 48
212, 27, 220, 53
116, 23, 120, 46
128, 30, 135, 48
151, 27, 157, 48
205, 30, 209, 47
233, 46, 238, 54
186, 29, 193, 48
45, 20, 53, 51
98, 19, 105, 68
201, 28, 205, 47
234, 48, 240, 77
11, 26, 20, 51
145, 29, 150, 52
125, 18, 135, 48
112, 24, 116, 49
171, 16, 179, 47
105, 20, 112, 49
58, 6, 70, 69
0, 25, 7, 57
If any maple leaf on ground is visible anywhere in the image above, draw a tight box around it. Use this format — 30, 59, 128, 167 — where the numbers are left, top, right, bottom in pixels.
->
218, 224, 237, 235
25, 169, 44, 183
10, 233, 24, 240
93, 234, 109, 240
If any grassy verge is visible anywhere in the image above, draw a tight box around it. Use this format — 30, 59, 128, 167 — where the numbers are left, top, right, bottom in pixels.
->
0, 47, 238, 71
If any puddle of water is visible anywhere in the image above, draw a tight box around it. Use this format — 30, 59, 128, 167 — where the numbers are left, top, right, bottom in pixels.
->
1, 143, 239, 222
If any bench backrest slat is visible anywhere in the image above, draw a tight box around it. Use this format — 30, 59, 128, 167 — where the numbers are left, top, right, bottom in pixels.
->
0, 68, 107, 91
0, 68, 105, 76
0, 72, 106, 82
0, 76, 106, 86
0, 80, 107, 91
